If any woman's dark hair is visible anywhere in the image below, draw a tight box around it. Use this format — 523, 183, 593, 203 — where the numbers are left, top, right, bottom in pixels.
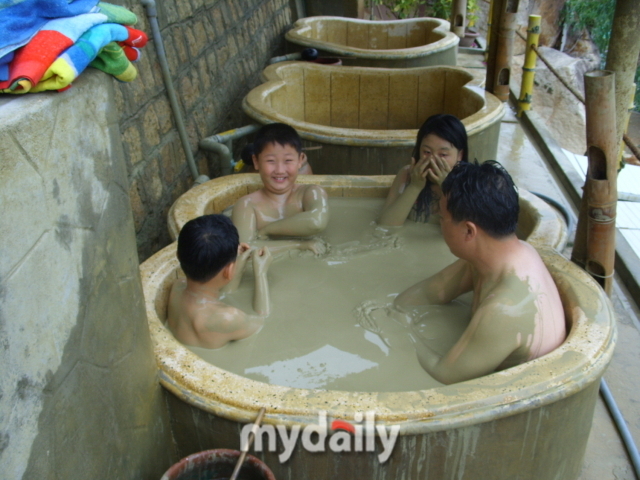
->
177, 215, 239, 283
411, 114, 468, 220
441, 160, 519, 238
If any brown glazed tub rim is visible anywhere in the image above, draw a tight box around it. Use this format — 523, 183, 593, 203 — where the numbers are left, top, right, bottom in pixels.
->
141, 244, 615, 435
167, 174, 567, 252
243, 62, 505, 145
285, 16, 460, 59
144, 177, 615, 435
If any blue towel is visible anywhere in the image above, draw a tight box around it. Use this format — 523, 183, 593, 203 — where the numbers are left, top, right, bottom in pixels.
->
0, 0, 99, 60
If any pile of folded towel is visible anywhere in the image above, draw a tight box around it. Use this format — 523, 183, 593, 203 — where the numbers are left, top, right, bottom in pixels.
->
0, 0, 148, 94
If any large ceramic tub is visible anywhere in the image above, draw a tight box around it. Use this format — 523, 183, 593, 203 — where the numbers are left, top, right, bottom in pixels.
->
141, 176, 611, 480
242, 62, 505, 175
286, 17, 459, 68
167, 174, 568, 250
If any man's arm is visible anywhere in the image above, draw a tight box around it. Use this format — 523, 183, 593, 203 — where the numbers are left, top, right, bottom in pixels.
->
258, 185, 329, 237
394, 259, 474, 309
415, 302, 520, 384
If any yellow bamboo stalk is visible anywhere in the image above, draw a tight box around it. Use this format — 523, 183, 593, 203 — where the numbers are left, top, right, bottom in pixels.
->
517, 15, 541, 117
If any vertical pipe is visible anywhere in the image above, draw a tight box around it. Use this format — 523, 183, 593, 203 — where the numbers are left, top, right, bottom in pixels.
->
486, 0, 519, 102
141, 0, 203, 183
604, 0, 640, 169
451, 0, 468, 39
571, 71, 618, 295
517, 15, 540, 117
294, 0, 306, 20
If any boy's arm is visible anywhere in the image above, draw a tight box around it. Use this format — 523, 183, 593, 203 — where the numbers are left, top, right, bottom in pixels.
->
251, 247, 273, 315
415, 302, 518, 384
379, 159, 428, 226
232, 197, 258, 243
394, 259, 473, 309
258, 185, 329, 237
221, 243, 251, 293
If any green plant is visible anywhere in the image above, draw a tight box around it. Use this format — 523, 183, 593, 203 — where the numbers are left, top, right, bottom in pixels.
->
372, 0, 428, 19
430, 0, 480, 27
562, 0, 639, 111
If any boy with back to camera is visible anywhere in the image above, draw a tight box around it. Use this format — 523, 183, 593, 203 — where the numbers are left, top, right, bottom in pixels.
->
394, 161, 566, 384
166, 214, 272, 349
232, 123, 329, 255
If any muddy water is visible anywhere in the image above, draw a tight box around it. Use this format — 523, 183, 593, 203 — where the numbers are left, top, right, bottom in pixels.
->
190, 197, 472, 392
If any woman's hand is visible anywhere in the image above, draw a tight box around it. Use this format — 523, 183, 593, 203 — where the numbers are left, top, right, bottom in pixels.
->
409, 156, 430, 189
426, 154, 453, 186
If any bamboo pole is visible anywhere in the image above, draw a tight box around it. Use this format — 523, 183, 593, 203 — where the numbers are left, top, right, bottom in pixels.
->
571, 71, 618, 296
485, 0, 519, 102
604, 0, 640, 169
451, 0, 467, 38
517, 15, 540, 117
485, 0, 494, 62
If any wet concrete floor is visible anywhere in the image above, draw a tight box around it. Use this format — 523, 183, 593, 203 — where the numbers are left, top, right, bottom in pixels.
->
492, 91, 640, 480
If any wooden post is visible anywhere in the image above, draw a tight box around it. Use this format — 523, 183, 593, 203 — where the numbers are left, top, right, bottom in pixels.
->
517, 15, 540, 117
604, 0, 640, 169
485, 0, 495, 62
485, 0, 519, 102
451, 0, 468, 38
571, 71, 618, 296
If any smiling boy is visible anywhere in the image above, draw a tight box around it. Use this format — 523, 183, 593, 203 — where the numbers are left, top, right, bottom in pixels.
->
232, 123, 329, 254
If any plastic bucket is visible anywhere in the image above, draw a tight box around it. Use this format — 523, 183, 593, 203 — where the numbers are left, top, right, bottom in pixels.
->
160, 449, 276, 480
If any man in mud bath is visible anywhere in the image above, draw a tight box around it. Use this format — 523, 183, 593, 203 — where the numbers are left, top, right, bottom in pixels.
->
395, 161, 566, 384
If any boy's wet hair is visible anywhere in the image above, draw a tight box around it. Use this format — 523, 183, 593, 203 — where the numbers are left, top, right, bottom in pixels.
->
441, 160, 519, 238
177, 214, 239, 283
412, 114, 469, 221
252, 123, 302, 156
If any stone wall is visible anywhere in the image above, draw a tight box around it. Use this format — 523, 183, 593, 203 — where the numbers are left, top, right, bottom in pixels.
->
111, 0, 294, 260
0, 70, 175, 480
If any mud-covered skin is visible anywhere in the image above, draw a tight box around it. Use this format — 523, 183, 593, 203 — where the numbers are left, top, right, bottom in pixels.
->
232, 142, 329, 255
166, 247, 272, 349
379, 133, 463, 227
395, 195, 566, 384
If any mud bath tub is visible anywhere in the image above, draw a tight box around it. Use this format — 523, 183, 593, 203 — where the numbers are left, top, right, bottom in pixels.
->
285, 17, 459, 68
141, 176, 609, 479
242, 62, 504, 175
167, 174, 568, 249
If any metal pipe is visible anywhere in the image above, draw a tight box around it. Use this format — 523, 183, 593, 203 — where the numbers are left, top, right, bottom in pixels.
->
517, 15, 540, 117
269, 52, 302, 64
199, 125, 260, 176
141, 0, 208, 184
571, 70, 618, 295
600, 379, 640, 479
